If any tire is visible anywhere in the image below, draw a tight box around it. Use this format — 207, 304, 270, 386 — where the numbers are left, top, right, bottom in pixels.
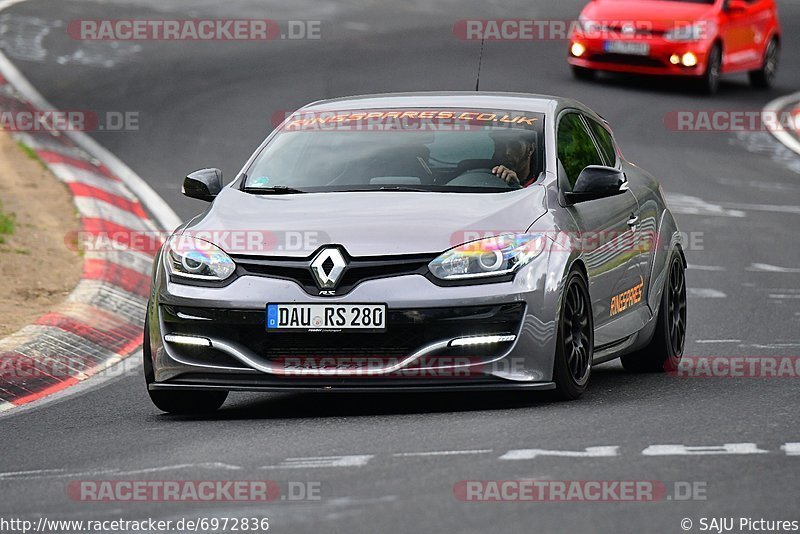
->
621, 252, 686, 373
143, 308, 228, 414
552, 270, 594, 400
572, 66, 596, 81
749, 38, 779, 89
699, 44, 722, 95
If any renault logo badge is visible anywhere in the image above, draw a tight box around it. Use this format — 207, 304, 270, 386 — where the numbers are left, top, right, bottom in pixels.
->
310, 248, 347, 290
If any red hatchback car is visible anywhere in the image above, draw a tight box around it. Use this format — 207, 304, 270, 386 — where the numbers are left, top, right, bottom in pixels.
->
568, 0, 781, 93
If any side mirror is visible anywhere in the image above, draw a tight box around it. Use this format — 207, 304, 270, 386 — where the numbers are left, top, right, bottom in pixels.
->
727, 0, 748, 13
182, 168, 222, 202
565, 165, 627, 204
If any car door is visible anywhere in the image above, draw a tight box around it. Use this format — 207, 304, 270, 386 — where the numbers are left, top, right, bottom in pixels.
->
557, 112, 643, 345
720, 0, 766, 70
587, 114, 656, 321
746, 0, 778, 67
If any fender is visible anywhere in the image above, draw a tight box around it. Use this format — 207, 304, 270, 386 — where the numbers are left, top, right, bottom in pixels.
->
648, 208, 685, 314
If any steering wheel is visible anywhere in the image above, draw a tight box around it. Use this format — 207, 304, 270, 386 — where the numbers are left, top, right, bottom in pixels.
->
447, 168, 516, 189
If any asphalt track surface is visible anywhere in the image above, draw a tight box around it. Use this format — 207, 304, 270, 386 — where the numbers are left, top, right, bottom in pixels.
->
0, 1, 799, 532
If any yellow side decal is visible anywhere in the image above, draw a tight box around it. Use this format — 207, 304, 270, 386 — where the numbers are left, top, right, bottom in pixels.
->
610, 276, 644, 317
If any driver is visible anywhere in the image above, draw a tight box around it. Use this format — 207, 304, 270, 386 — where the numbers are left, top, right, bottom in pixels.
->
490, 130, 537, 187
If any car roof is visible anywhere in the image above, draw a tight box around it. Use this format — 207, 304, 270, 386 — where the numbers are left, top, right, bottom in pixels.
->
299, 91, 592, 118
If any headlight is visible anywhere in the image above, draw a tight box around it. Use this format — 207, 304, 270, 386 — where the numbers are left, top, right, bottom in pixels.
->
571, 42, 587, 57
165, 235, 236, 281
664, 23, 708, 42
429, 234, 546, 281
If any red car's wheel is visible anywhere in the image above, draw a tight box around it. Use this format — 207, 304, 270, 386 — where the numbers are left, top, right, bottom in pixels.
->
749, 38, 780, 89
699, 44, 722, 95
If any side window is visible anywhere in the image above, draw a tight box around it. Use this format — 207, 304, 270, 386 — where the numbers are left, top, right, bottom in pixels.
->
557, 113, 603, 189
587, 119, 618, 167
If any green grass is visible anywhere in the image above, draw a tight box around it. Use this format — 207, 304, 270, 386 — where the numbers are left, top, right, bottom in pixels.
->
15, 139, 46, 169
0, 205, 14, 244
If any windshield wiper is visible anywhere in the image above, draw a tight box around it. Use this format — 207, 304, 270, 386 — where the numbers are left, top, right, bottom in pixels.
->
243, 186, 307, 195
333, 186, 432, 193
376, 186, 431, 192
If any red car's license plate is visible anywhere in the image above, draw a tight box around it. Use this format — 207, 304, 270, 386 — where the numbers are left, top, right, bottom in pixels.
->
604, 41, 650, 56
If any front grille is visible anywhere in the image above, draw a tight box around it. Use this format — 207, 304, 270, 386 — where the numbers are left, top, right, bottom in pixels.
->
161, 303, 525, 363
604, 26, 665, 38
233, 250, 435, 296
589, 53, 665, 68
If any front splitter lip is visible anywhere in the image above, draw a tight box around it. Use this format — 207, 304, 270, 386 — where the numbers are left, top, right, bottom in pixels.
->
148, 381, 557, 393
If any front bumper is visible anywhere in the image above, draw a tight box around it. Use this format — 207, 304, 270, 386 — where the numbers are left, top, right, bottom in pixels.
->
147, 261, 560, 391
568, 37, 712, 77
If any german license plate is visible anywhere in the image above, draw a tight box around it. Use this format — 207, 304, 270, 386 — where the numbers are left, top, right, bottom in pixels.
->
267, 303, 386, 332
604, 41, 650, 56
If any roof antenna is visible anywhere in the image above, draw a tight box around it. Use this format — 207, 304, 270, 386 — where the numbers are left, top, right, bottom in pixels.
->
475, 36, 485, 91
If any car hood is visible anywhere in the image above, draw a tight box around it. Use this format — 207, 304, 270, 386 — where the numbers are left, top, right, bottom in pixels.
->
582, 0, 716, 27
182, 186, 547, 257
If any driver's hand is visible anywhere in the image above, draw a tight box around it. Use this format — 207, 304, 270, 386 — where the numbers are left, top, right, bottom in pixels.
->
492, 165, 521, 187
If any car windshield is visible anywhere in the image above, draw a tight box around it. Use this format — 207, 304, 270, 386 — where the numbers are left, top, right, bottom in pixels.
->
243, 108, 545, 193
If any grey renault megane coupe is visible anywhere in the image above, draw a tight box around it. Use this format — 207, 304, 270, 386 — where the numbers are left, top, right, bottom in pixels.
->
144, 92, 687, 414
